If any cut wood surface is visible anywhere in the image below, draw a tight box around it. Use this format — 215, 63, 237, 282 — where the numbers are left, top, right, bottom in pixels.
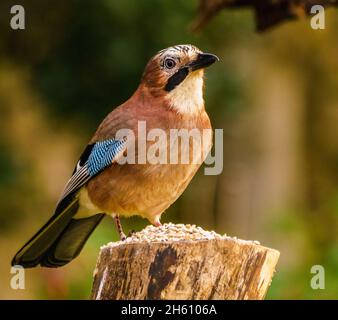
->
91, 223, 280, 300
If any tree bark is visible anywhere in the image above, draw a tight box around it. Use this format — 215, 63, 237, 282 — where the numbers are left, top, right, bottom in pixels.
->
91, 229, 280, 300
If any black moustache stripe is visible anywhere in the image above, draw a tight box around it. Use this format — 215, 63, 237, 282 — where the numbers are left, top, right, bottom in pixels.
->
165, 67, 189, 92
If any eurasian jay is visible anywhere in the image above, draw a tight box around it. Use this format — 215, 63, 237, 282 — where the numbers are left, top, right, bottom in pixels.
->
12, 44, 218, 268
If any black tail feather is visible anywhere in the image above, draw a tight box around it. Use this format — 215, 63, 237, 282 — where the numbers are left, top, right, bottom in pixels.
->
12, 200, 79, 268
12, 197, 104, 268
40, 214, 104, 268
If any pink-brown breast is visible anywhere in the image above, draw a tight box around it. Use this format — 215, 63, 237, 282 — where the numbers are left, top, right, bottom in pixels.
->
86, 87, 212, 223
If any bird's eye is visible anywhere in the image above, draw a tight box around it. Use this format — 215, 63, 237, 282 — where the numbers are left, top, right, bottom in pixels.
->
164, 58, 176, 69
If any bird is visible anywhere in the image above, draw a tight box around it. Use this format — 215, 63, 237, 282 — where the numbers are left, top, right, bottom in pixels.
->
12, 44, 218, 268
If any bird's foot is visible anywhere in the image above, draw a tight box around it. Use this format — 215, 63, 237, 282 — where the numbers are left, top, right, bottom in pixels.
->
153, 218, 162, 227
120, 233, 127, 241
127, 229, 136, 237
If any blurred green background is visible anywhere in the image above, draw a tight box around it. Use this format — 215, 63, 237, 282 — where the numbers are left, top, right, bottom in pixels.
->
0, 0, 338, 299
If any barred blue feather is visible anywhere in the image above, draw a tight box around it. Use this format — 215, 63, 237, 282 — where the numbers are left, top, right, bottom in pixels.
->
88, 139, 125, 176
57, 139, 125, 204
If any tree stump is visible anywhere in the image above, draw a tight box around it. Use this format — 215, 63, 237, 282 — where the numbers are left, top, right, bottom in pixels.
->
91, 223, 280, 300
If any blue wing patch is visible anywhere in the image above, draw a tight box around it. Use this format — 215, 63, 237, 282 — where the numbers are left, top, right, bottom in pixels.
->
87, 139, 125, 176
57, 139, 125, 205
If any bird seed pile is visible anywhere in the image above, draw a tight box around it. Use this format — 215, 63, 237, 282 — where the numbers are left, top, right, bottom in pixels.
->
129, 223, 223, 242
102, 223, 260, 249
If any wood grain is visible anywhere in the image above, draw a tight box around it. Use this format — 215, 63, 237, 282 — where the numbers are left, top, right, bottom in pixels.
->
91, 236, 280, 300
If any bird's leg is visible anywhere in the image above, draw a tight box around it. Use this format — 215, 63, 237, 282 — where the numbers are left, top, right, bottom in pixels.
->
113, 215, 126, 241
153, 216, 162, 227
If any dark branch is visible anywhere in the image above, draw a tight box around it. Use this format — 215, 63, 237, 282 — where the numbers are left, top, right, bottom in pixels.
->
192, 0, 338, 32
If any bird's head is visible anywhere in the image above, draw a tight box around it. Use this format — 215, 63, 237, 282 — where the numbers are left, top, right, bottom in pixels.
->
141, 44, 218, 114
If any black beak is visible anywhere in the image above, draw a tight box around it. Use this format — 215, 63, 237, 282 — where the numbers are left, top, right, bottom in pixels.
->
188, 53, 219, 71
